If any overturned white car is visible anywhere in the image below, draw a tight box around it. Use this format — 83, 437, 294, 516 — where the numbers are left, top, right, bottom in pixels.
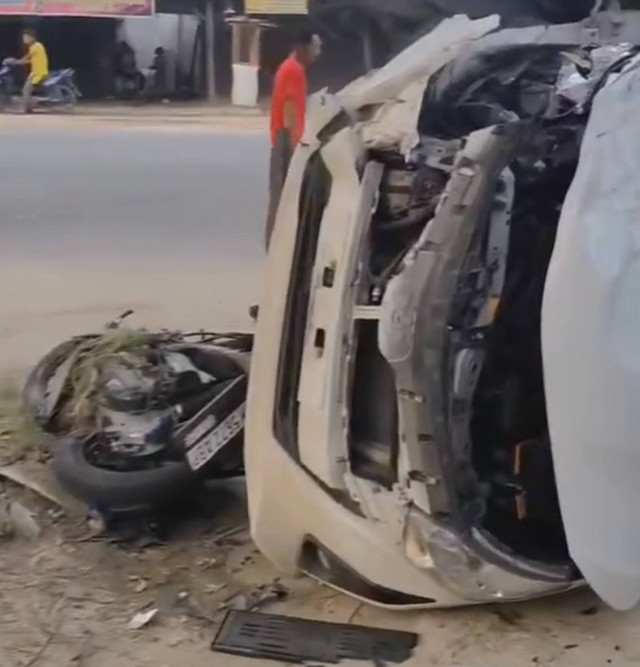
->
246, 8, 640, 610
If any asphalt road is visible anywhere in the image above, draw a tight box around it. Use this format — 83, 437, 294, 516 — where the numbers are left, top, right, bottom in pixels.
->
0, 119, 269, 377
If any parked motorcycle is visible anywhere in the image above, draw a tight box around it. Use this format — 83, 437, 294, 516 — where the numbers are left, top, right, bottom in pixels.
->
0, 62, 80, 112
22, 326, 252, 513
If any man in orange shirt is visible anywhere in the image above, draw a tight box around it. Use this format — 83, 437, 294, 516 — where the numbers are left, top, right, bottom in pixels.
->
265, 29, 322, 249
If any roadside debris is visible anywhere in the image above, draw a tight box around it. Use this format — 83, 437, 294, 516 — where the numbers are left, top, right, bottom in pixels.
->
212, 524, 249, 544
0, 498, 41, 541
492, 607, 524, 626
129, 575, 149, 593
87, 509, 108, 537
127, 607, 159, 630
197, 556, 223, 570
0, 461, 85, 514
21, 321, 252, 514
221, 581, 289, 612
6, 499, 41, 540
174, 590, 217, 624
204, 583, 227, 595
211, 611, 418, 664
579, 605, 600, 616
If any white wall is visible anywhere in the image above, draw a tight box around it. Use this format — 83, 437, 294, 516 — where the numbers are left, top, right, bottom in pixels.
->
120, 13, 199, 87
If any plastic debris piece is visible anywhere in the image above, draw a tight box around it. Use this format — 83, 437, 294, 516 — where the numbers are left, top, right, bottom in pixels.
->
134, 579, 149, 593
221, 581, 288, 612
8, 500, 41, 541
128, 608, 158, 630
205, 583, 227, 595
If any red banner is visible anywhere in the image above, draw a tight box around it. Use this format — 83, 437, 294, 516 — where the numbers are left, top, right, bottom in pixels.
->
0, 0, 154, 17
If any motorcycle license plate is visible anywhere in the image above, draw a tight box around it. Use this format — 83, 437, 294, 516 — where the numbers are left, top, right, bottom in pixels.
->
176, 375, 247, 472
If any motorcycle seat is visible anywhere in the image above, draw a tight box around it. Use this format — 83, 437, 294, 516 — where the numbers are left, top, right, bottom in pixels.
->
43, 69, 74, 87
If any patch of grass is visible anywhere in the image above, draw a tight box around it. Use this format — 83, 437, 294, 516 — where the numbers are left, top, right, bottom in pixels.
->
0, 380, 48, 465
60, 329, 178, 435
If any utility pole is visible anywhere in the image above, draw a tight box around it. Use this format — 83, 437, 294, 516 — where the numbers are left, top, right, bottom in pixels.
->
362, 19, 374, 72
204, 0, 216, 102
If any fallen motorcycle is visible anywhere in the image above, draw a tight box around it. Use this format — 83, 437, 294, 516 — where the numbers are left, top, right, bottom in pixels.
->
0, 63, 80, 112
22, 326, 251, 513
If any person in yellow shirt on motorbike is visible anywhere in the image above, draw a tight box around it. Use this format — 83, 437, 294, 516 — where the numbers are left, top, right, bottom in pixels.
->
5, 29, 49, 113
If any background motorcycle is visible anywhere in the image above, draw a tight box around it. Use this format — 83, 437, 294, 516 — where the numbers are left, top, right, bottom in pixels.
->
0, 61, 80, 112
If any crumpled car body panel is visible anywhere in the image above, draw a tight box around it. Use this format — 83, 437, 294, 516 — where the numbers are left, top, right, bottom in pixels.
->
543, 54, 640, 611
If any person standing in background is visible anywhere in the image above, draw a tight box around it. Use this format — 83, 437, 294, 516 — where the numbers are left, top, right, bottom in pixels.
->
265, 29, 322, 250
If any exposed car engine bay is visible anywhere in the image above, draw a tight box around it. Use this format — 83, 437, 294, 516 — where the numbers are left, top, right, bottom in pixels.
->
348, 40, 637, 573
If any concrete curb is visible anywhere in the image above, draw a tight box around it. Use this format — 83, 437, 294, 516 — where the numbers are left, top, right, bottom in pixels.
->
0, 110, 268, 132
75, 103, 268, 119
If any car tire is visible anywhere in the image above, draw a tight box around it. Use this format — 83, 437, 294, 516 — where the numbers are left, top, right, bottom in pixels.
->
52, 436, 194, 512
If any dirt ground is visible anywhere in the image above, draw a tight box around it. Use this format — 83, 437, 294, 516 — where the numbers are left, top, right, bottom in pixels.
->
0, 467, 637, 667
1, 375, 637, 667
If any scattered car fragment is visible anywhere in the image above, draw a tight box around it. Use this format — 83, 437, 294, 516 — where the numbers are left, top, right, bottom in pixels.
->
5, 499, 41, 541
127, 607, 159, 631
221, 581, 289, 612
212, 611, 418, 664
23, 327, 251, 513
246, 7, 640, 611
0, 498, 40, 541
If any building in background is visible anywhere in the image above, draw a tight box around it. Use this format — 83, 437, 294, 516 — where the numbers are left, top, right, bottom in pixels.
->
118, 12, 200, 98
239, 0, 407, 105
0, 0, 154, 98
227, 0, 307, 107
245, 0, 306, 12
0, 0, 227, 101
4, 0, 596, 104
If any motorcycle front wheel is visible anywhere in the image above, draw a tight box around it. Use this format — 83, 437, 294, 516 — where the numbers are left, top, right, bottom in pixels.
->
52, 436, 193, 512
0, 88, 10, 112
57, 84, 76, 112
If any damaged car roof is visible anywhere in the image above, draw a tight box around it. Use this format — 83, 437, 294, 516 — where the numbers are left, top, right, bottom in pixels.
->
322, 9, 640, 154
419, 0, 598, 23
312, 0, 600, 26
